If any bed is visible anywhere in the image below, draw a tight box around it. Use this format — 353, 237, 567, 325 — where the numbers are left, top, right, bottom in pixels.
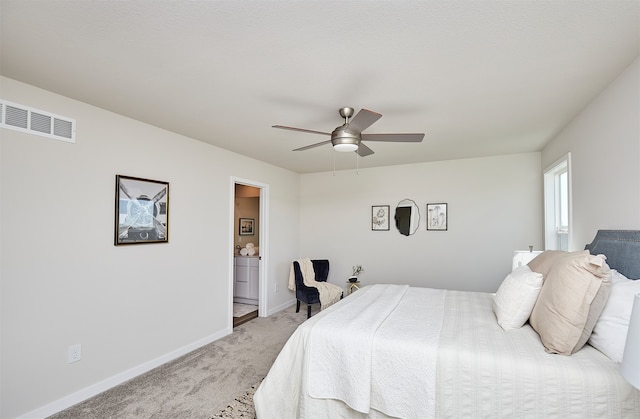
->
254, 230, 640, 418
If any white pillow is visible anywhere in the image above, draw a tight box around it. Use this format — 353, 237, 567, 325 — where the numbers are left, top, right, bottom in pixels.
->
588, 270, 640, 362
493, 265, 544, 330
610, 269, 630, 284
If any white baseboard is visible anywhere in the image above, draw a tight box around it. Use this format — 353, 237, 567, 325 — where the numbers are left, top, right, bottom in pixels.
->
17, 328, 232, 419
264, 298, 296, 317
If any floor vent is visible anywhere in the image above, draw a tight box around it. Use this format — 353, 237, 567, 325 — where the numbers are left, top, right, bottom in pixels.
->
0, 99, 76, 143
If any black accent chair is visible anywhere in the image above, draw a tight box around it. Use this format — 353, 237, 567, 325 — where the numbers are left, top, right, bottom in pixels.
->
293, 259, 331, 319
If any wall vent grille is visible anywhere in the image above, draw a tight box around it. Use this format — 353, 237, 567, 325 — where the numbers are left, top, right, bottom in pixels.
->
0, 99, 76, 143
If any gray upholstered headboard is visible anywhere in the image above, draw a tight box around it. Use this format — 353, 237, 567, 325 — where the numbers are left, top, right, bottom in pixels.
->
584, 230, 640, 279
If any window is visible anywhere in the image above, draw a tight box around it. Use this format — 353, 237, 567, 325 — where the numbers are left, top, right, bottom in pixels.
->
544, 154, 571, 250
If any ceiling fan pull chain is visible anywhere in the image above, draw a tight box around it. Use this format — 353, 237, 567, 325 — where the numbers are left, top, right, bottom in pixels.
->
356, 152, 360, 175
333, 150, 336, 176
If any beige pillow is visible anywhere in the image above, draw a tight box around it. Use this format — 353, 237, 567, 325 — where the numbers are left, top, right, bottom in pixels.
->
529, 250, 611, 355
528, 250, 567, 277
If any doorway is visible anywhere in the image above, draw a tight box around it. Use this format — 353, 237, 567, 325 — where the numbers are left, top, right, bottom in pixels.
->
230, 177, 268, 328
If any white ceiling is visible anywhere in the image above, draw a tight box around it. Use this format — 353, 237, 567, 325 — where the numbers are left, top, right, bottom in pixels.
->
1, 1, 638, 174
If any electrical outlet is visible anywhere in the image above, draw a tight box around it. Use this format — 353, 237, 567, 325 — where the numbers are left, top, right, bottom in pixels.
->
68, 344, 81, 364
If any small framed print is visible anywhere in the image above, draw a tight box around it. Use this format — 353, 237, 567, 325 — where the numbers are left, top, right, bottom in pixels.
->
427, 203, 448, 231
239, 218, 255, 236
115, 175, 169, 245
371, 205, 390, 231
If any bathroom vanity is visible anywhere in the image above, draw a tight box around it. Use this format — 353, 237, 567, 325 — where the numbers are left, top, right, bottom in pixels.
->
233, 256, 259, 305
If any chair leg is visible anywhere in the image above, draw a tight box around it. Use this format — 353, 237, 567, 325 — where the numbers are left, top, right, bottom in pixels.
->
296, 300, 300, 313
307, 304, 312, 319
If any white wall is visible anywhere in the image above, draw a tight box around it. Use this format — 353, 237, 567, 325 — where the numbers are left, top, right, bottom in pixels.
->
542, 57, 640, 249
299, 152, 543, 293
0, 77, 300, 418
3, 55, 636, 418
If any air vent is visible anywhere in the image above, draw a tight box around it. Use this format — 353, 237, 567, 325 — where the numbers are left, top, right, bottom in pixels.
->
0, 99, 76, 143
6, 105, 28, 129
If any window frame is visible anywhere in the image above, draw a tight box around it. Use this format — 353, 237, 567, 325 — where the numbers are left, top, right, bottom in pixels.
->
543, 153, 572, 251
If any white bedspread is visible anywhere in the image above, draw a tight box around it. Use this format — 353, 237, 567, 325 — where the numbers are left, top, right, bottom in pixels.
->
436, 290, 640, 418
254, 286, 640, 419
307, 285, 445, 418
307, 284, 409, 412
370, 286, 445, 418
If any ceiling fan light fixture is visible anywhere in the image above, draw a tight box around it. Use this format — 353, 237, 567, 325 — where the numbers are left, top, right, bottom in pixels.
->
331, 126, 359, 152
333, 142, 359, 152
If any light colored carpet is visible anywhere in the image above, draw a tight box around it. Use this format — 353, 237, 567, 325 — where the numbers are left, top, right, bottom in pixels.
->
50, 305, 314, 418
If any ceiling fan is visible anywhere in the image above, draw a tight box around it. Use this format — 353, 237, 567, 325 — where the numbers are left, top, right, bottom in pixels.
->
273, 107, 424, 157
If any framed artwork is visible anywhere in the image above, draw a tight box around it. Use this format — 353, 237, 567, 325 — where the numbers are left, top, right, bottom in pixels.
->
371, 205, 390, 231
427, 203, 447, 231
239, 218, 255, 236
115, 175, 169, 245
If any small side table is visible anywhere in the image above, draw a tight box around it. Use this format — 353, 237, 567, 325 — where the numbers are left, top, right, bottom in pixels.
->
347, 281, 361, 295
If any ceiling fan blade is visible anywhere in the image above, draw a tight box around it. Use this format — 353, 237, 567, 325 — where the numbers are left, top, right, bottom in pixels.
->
273, 125, 331, 136
356, 143, 375, 157
348, 109, 382, 133
361, 133, 425, 143
293, 139, 332, 151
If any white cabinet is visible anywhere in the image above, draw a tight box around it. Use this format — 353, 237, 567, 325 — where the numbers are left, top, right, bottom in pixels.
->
234, 256, 259, 304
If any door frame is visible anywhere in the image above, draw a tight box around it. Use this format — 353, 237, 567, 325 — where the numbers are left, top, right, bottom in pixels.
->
229, 176, 269, 329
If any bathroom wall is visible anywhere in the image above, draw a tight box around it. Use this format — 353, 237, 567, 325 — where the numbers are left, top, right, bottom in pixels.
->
234, 184, 260, 252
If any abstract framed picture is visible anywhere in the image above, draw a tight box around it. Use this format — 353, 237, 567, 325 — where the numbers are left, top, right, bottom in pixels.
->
371, 205, 390, 231
115, 175, 169, 245
426, 203, 447, 231
239, 218, 255, 236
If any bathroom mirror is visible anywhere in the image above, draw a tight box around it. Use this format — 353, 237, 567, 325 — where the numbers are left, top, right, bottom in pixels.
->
395, 199, 420, 236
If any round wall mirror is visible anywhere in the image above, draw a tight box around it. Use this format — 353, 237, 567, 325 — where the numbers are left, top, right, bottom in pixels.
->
395, 199, 420, 236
